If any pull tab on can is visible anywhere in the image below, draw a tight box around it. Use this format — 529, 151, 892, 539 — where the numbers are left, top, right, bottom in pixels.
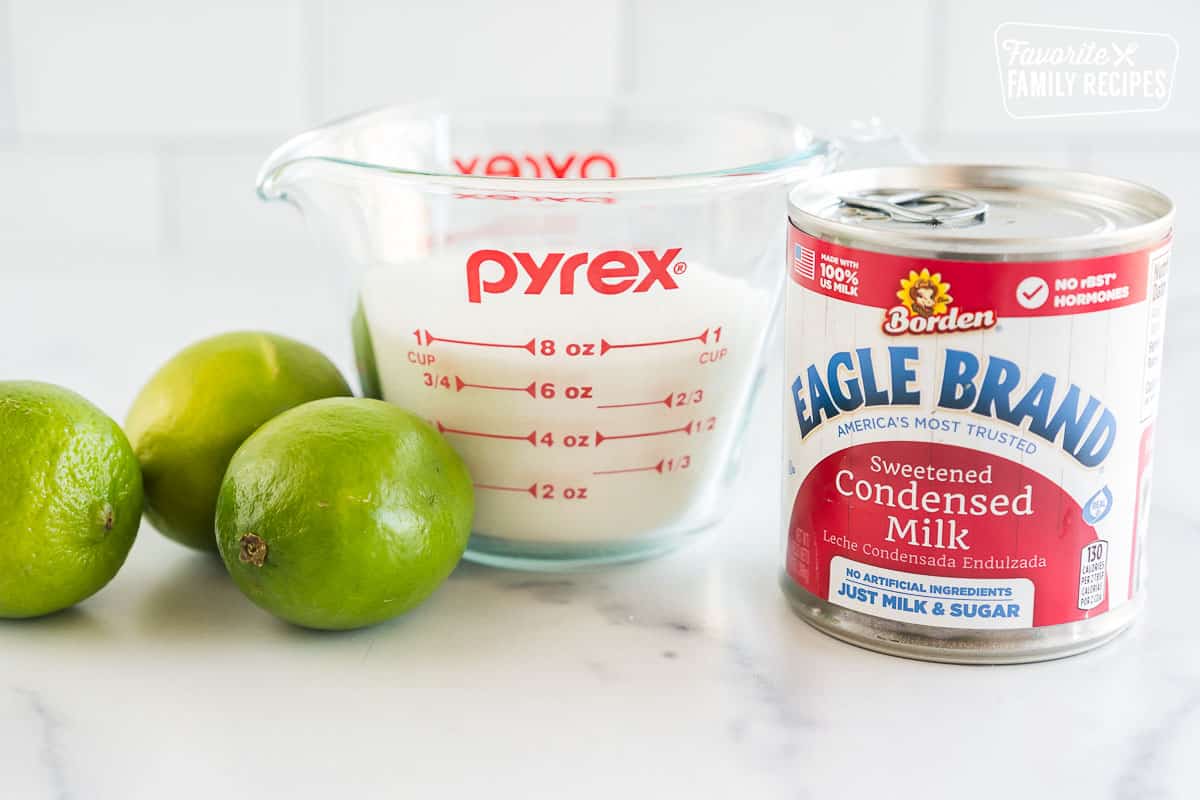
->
838, 189, 988, 225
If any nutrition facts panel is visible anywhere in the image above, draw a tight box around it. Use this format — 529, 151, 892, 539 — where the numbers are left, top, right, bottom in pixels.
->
1140, 244, 1171, 421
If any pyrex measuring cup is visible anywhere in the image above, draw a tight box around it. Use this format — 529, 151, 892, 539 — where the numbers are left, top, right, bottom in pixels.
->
257, 100, 841, 569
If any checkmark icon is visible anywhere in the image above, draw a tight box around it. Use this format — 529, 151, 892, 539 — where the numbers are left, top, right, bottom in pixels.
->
1016, 276, 1049, 309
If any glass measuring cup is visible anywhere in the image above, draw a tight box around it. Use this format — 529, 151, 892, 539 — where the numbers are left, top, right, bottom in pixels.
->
257, 99, 841, 569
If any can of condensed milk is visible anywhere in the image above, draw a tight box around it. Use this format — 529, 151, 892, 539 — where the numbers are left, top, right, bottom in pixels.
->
783, 165, 1174, 663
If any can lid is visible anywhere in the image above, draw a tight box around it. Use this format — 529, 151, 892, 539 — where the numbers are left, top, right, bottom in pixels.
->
788, 165, 1174, 259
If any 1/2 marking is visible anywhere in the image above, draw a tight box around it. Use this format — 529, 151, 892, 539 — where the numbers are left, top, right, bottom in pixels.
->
594, 421, 696, 445
437, 421, 537, 445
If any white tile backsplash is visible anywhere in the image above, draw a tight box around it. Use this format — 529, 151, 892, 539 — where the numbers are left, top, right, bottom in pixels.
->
920, 136, 1083, 168
0, 0, 1195, 263
317, 0, 625, 121
0, 0, 16, 135
169, 152, 309, 254
0, 148, 160, 252
631, 0, 934, 134
1084, 149, 1199, 298
8, 0, 308, 137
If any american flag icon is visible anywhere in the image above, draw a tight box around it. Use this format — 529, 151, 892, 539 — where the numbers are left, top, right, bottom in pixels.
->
793, 244, 816, 280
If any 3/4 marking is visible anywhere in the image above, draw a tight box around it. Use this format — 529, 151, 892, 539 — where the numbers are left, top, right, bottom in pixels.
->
455, 376, 537, 396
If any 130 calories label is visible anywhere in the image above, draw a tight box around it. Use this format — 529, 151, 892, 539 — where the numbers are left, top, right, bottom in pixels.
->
784, 225, 1170, 630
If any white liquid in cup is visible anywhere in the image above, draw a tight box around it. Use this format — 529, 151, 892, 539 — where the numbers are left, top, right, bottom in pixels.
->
360, 247, 770, 544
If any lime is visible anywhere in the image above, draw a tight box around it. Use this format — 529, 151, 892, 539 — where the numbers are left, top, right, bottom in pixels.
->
351, 299, 382, 400
126, 332, 352, 551
215, 398, 474, 630
0, 382, 143, 618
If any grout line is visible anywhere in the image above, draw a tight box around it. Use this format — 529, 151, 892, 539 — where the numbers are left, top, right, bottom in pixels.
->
302, 0, 326, 124
618, 0, 638, 94
920, 0, 949, 151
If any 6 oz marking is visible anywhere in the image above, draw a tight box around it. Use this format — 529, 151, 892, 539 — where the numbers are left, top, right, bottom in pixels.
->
536, 383, 593, 399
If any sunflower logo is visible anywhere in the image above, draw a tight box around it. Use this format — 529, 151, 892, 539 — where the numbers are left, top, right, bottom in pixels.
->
897, 269, 952, 317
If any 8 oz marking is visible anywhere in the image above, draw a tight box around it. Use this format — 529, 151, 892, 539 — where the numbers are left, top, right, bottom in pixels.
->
535, 340, 598, 357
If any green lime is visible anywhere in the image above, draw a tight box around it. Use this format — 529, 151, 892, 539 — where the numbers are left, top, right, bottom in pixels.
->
351, 299, 382, 400
125, 332, 352, 551
215, 398, 474, 630
0, 382, 143, 618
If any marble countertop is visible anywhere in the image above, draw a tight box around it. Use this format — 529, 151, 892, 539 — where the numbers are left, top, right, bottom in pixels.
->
2, 260, 1198, 799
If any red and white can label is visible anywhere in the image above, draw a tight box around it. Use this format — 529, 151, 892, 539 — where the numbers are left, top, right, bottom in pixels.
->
784, 225, 1172, 629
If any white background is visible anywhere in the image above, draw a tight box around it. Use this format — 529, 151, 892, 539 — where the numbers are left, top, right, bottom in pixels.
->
2, 5, 1199, 798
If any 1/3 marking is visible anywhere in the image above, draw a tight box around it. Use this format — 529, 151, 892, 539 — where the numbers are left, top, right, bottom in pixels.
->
661, 455, 692, 472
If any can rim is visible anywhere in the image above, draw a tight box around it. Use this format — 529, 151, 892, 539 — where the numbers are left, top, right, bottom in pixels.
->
787, 164, 1175, 261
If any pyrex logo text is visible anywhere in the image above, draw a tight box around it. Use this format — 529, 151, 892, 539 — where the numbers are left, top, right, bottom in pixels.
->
466, 248, 685, 303
453, 152, 619, 179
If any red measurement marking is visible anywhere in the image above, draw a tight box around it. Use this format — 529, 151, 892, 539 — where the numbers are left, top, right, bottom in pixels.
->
594, 421, 693, 445
455, 376, 537, 397
425, 330, 536, 354
596, 392, 672, 410
599, 329, 708, 356
436, 421, 537, 445
474, 482, 538, 497
593, 459, 665, 476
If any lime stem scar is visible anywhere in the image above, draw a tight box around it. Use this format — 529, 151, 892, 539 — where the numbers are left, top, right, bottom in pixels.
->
239, 533, 268, 567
